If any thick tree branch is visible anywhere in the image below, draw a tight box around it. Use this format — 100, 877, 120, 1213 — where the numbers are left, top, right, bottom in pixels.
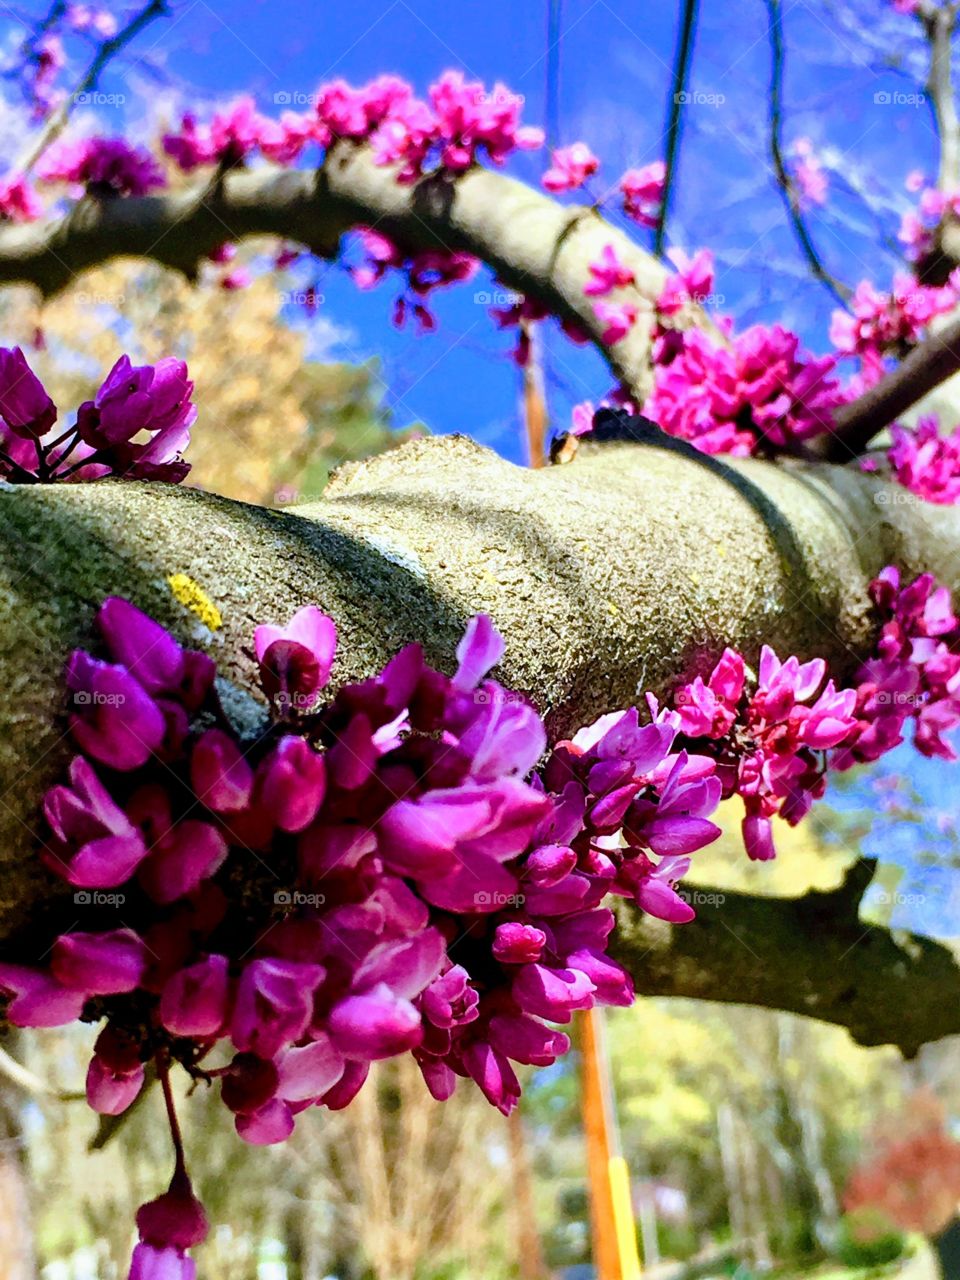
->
613, 861, 960, 1057
1, 437, 960, 1053
0, 146, 686, 400
5, 144, 958, 441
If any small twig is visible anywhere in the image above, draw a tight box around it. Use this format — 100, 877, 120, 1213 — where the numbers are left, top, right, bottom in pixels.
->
820, 313, 960, 460
655, 0, 700, 258
764, 0, 851, 308
16, 0, 171, 176
0, 1043, 85, 1101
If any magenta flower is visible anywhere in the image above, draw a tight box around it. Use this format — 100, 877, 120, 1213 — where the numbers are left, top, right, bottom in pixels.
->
542, 141, 599, 192
275, 1036, 345, 1102
43, 756, 147, 887
160, 955, 231, 1038
328, 983, 424, 1059
255, 605, 337, 711
584, 244, 636, 297
657, 248, 715, 315
191, 730, 254, 813
81, 356, 196, 449
0, 346, 56, 439
231, 958, 325, 1059
87, 1054, 146, 1115
37, 137, 165, 197
593, 301, 639, 345
0, 175, 43, 223
0, 964, 86, 1026
138, 820, 228, 905
66, 650, 166, 770
51, 929, 148, 994
255, 736, 326, 832
620, 161, 665, 226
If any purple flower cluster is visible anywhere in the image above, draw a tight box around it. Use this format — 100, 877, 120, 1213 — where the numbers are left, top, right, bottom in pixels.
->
875, 417, 960, 505
662, 568, 960, 860
348, 228, 479, 332
0, 597, 726, 1277
37, 137, 166, 198
0, 347, 194, 484
645, 323, 847, 455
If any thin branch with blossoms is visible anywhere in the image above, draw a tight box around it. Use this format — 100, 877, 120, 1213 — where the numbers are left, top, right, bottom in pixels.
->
14, 0, 171, 175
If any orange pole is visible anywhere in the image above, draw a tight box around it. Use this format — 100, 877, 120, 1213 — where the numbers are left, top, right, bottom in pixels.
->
520, 320, 548, 469
580, 1007, 643, 1279
581, 1007, 625, 1279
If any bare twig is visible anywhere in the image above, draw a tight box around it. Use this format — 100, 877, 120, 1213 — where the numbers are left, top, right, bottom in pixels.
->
15, 0, 171, 175
764, 0, 851, 308
0, 1043, 84, 1101
654, 0, 699, 258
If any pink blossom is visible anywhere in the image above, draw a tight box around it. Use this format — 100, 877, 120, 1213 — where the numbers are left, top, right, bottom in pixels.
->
584, 244, 636, 297
0, 964, 86, 1026
883, 416, 960, 504
0, 346, 56, 438
657, 248, 715, 315
0, 175, 42, 222
254, 605, 337, 711
38, 137, 165, 197
646, 324, 844, 454
542, 142, 599, 193
620, 161, 665, 227
160, 956, 231, 1038
593, 301, 639, 344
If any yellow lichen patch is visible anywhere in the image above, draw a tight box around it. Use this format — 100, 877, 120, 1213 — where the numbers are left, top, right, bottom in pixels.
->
167, 573, 223, 631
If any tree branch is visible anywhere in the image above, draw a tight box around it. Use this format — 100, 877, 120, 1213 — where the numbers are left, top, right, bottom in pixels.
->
924, 1, 960, 193
15, 0, 171, 175
818, 313, 960, 460
0, 144, 707, 402
1, 435, 960, 1057
654, 0, 700, 258
614, 861, 960, 1057
764, 0, 851, 308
